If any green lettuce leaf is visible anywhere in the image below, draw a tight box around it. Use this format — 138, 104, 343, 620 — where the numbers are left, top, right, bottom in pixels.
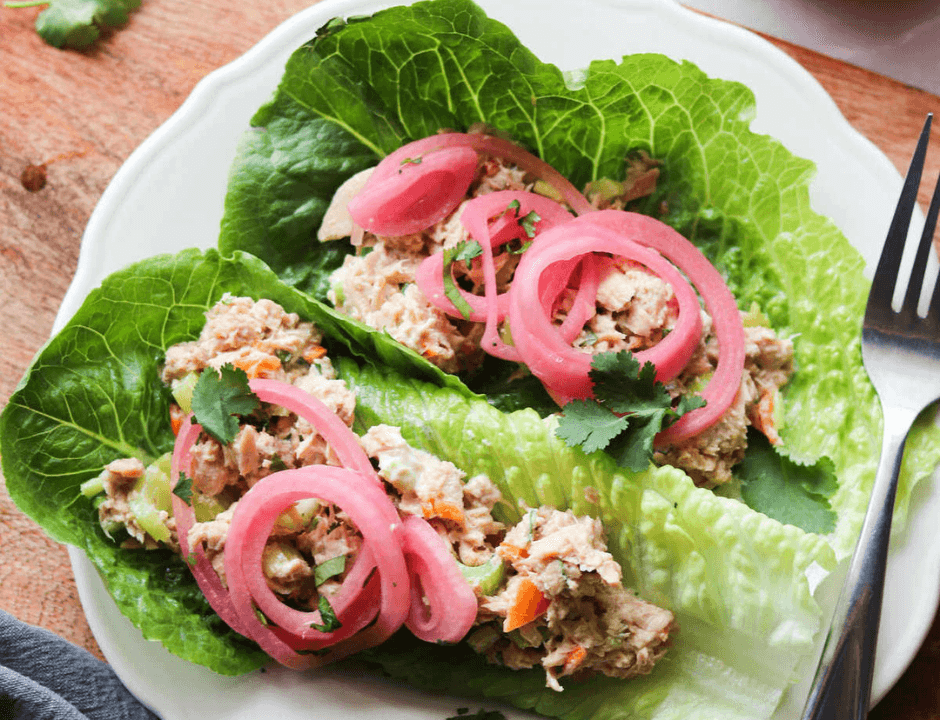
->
2, 248, 832, 717
0, 248, 470, 674
217, 0, 940, 557
341, 359, 834, 719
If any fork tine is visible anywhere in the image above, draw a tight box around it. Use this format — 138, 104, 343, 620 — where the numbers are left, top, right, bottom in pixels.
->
919, 172, 940, 321
869, 113, 933, 311
902, 167, 940, 314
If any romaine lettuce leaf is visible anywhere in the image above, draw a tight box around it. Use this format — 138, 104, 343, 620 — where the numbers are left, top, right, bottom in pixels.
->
216, 0, 940, 557
2, 249, 832, 717
342, 359, 834, 719
0, 248, 469, 674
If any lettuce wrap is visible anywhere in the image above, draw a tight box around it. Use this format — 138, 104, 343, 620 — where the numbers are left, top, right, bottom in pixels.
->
2, 0, 940, 718
3, 248, 834, 718
217, 0, 940, 555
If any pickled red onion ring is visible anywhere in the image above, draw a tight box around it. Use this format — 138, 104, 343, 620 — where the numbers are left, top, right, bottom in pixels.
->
508, 218, 704, 400
399, 515, 478, 644
224, 466, 409, 669
414, 190, 574, 359
171, 416, 249, 637
348, 146, 479, 237
349, 133, 593, 240
585, 211, 746, 444
247, 378, 378, 484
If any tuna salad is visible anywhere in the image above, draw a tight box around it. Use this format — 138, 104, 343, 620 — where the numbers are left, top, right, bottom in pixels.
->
321, 130, 794, 489
84, 295, 674, 689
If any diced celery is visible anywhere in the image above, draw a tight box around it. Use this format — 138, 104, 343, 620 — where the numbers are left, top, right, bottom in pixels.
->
192, 492, 227, 522
532, 180, 564, 203
80, 469, 108, 498
134, 452, 173, 512
458, 556, 505, 596
275, 498, 321, 532
465, 624, 501, 653
171, 372, 199, 414
262, 542, 310, 583
128, 495, 171, 543
330, 282, 345, 305
584, 177, 625, 204
742, 301, 771, 328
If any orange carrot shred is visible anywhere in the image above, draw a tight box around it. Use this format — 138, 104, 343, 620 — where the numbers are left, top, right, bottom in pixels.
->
752, 390, 781, 445
233, 356, 282, 379
302, 345, 328, 363
169, 404, 184, 436
504, 578, 550, 632
563, 645, 588, 672
423, 498, 464, 524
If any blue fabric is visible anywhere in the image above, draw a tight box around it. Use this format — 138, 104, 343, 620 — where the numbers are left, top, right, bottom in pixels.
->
0, 610, 159, 720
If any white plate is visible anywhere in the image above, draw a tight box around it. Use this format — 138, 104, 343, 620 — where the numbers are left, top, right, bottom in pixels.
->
57, 0, 940, 717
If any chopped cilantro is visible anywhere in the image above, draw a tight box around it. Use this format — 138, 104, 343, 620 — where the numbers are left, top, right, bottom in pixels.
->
517, 210, 540, 238
172, 472, 194, 505
190, 364, 261, 444
399, 156, 423, 172
309, 595, 343, 632
555, 351, 704, 472
314, 555, 346, 586
442, 240, 484, 319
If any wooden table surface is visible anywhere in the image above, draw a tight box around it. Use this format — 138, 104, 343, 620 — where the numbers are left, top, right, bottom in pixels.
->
1, 1, 939, 717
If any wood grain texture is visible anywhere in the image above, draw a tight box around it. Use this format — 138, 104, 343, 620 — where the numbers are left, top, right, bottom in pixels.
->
0, 1, 938, 715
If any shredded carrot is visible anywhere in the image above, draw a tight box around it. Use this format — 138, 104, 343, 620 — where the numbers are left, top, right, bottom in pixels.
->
563, 645, 588, 672
423, 498, 464, 524
497, 542, 528, 563
302, 345, 328, 363
234, 355, 282, 379
504, 577, 550, 632
752, 390, 781, 445
169, 404, 184, 436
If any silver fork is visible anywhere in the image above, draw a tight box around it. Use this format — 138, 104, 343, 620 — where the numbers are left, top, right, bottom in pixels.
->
801, 113, 940, 720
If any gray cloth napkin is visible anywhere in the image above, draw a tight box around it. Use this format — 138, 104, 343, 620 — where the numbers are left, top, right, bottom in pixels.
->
0, 610, 159, 720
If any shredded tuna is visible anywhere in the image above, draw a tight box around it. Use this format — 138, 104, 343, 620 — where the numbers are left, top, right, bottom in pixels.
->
478, 507, 673, 690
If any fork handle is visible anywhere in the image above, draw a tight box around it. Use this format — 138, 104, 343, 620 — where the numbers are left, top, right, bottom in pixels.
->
801, 402, 918, 720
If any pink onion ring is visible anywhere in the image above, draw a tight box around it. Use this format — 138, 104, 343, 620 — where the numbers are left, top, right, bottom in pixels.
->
224, 466, 409, 669
170, 417, 249, 636
399, 515, 478, 644
349, 133, 593, 241
348, 145, 479, 237
586, 211, 746, 444
508, 217, 704, 399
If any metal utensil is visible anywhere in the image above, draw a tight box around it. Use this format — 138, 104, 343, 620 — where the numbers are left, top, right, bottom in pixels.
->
801, 112, 940, 720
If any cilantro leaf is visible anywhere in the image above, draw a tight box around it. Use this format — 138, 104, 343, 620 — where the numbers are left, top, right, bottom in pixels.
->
309, 594, 343, 632
314, 555, 346, 586
736, 429, 838, 534
190, 365, 260, 444
442, 240, 483, 320
553, 400, 629, 455
7, 0, 141, 49
518, 210, 540, 238
555, 350, 704, 472
172, 472, 194, 506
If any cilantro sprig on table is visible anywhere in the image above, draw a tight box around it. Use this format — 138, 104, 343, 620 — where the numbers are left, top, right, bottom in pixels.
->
6, 0, 141, 49
555, 351, 704, 472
